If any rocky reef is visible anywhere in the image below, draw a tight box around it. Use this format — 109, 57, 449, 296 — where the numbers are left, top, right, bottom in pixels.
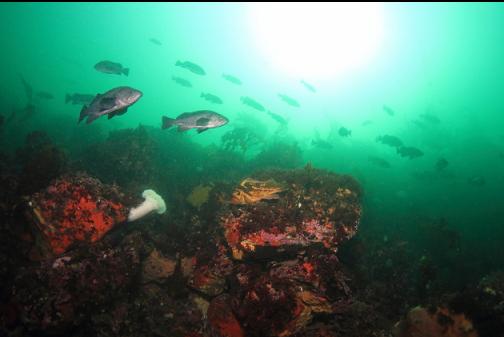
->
1, 165, 367, 337
1, 126, 503, 337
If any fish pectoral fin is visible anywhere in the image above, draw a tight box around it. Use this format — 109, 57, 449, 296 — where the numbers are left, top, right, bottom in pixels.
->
197, 128, 209, 134
196, 117, 210, 126
177, 125, 192, 132
111, 107, 128, 117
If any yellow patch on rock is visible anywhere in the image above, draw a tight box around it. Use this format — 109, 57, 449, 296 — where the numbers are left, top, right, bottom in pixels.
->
187, 184, 213, 209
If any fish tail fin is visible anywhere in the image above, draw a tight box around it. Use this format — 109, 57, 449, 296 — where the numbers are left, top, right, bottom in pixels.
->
78, 105, 88, 123
123, 68, 129, 76
65, 94, 72, 104
162, 116, 176, 129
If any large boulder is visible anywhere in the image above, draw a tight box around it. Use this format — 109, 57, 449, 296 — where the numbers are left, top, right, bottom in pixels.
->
25, 173, 132, 258
219, 166, 362, 261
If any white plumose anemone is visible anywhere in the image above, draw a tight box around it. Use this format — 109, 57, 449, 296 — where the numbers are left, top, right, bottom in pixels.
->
128, 189, 166, 222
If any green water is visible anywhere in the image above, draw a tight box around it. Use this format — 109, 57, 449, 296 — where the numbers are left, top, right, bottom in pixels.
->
1, 2, 504, 277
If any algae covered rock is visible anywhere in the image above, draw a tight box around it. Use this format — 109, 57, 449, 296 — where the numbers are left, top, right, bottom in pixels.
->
219, 165, 362, 260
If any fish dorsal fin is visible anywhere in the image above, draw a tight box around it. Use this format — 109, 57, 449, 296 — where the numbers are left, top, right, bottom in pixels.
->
178, 112, 194, 119
196, 117, 210, 126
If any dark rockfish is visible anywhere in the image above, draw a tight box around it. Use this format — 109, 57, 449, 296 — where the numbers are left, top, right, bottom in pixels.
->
312, 139, 333, 150
420, 113, 440, 124
36, 91, 54, 100
376, 135, 403, 148
175, 60, 206, 76
368, 156, 391, 168
172, 76, 192, 88
396, 146, 424, 159
222, 73, 242, 85
94, 60, 129, 76
435, 158, 449, 171
338, 127, 352, 137
162, 110, 228, 133
79, 86, 142, 124
278, 94, 300, 108
201, 93, 223, 104
66, 93, 95, 105
149, 38, 162, 46
383, 105, 395, 116
300, 80, 316, 93
241, 96, 265, 112
267, 111, 288, 125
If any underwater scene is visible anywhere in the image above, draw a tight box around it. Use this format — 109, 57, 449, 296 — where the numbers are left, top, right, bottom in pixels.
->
1, 2, 504, 337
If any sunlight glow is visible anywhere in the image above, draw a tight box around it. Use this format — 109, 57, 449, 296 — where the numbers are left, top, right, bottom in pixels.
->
248, 2, 385, 80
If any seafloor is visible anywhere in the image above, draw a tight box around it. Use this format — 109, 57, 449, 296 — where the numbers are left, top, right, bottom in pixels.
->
0, 126, 503, 337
